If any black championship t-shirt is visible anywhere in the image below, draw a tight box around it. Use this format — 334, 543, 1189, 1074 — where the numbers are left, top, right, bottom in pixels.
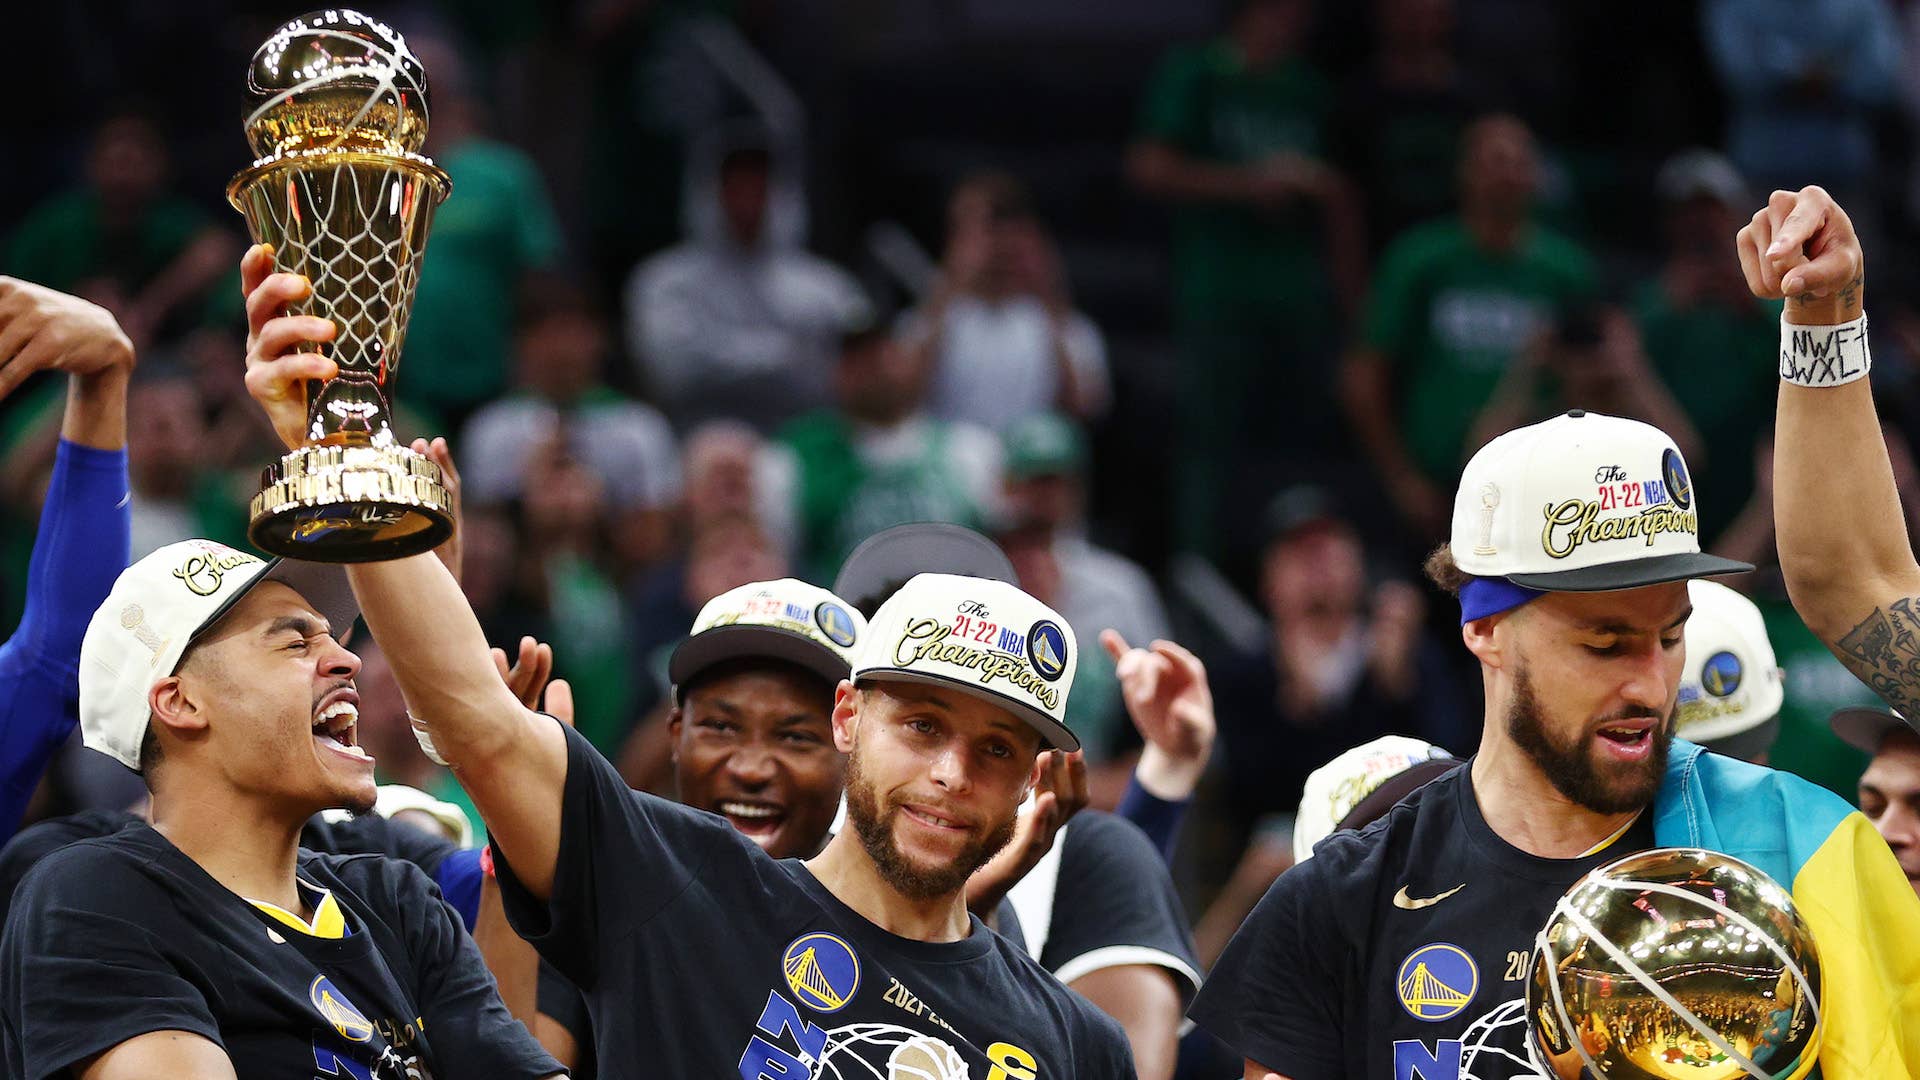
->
1190, 764, 1654, 1080
1008, 810, 1202, 1004
0, 824, 559, 1080
0, 809, 459, 929
497, 721, 1134, 1080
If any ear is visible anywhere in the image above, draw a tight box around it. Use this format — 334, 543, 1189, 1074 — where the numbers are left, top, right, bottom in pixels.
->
147, 675, 211, 738
666, 705, 684, 767
1461, 612, 1508, 669
830, 680, 859, 754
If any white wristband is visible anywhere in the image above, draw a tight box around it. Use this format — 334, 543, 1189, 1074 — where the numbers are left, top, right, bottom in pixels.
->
408, 712, 450, 767
1780, 312, 1870, 388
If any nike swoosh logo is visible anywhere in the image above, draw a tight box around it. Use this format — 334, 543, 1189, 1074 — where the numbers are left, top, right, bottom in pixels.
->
1393, 883, 1466, 910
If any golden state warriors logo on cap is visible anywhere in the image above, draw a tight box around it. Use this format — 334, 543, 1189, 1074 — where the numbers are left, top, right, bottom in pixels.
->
1026, 620, 1068, 683
1703, 650, 1742, 697
816, 601, 858, 649
783, 932, 860, 1013
1397, 943, 1477, 1022
309, 975, 375, 1042
1662, 447, 1693, 510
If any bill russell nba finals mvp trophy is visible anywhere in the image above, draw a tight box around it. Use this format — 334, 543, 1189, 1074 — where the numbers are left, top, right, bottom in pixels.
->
230, 9, 453, 561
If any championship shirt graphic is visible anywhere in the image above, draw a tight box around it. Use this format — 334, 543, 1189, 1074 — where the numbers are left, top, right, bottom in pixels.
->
307, 975, 434, 1080
740, 934, 1041, 1080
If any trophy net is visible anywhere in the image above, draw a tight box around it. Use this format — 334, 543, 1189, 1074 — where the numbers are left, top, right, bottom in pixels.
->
232, 151, 446, 447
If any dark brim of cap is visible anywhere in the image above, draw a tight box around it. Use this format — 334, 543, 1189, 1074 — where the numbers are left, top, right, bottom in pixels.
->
832, 524, 1018, 616
669, 624, 851, 702
1505, 552, 1754, 592
1334, 757, 1461, 833
1829, 705, 1912, 753
189, 557, 359, 653
1695, 713, 1781, 763
853, 668, 1080, 752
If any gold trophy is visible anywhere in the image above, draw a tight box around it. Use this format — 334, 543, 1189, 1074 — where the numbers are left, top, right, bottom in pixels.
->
1527, 848, 1822, 1080
230, 9, 453, 561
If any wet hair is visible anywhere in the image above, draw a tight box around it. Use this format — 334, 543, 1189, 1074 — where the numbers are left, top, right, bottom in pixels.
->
1423, 542, 1471, 596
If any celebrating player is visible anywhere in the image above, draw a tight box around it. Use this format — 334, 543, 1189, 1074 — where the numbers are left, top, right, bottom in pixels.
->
1191, 401, 1920, 1077
0, 278, 134, 842
0, 540, 561, 1079
240, 246, 1134, 1077
1739, 184, 1920, 1050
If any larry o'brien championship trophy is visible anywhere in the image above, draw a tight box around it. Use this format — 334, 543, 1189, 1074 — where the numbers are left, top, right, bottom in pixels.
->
1527, 848, 1822, 1080
230, 10, 452, 561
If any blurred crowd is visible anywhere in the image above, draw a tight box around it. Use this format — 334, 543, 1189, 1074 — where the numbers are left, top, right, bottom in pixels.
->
7, 0, 1920, 918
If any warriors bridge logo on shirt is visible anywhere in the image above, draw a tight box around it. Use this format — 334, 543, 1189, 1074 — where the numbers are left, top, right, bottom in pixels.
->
310, 975, 375, 1042
784, 933, 860, 1012
1396, 943, 1478, 1022
738, 932, 1043, 1080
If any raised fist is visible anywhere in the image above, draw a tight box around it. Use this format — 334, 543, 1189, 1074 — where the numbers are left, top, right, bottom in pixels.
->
1735, 186, 1864, 323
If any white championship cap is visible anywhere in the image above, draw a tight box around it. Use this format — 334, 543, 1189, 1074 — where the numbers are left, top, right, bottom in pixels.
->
1450, 411, 1751, 591
79, 539, 357, 772
1294, 736, 1458, 863
669, 579, 866, 701
852, 572, 1079, 751
1674, 580, 1785, 760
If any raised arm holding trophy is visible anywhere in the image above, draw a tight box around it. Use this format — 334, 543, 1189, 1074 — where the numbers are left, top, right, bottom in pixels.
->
231, 9, 452, 561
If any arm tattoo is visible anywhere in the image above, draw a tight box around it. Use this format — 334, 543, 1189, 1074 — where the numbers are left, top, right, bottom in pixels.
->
1835, 596, 1920, 718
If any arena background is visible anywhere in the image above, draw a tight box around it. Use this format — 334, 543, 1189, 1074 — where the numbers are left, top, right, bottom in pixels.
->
1, 0, 1912, 933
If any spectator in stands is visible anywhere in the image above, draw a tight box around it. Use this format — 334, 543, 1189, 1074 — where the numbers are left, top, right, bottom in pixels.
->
1208, 487, 1464, 864
679, 421, 796, 555
5, 108, 235, 351
460, 275, 681, 581
621, 512, 791, 785
1341, 114, 1595, 542
1465, 303, 1703, 466
1702, 0, 1899, 201
1829, 706, 1920, 898
996, 413, 1170, 761
1330, 0, 1490, 254
625, 127, 870, 432
899, 172, 1110, 433
1128, 0, 1365, 560
402, 35, 565, 428
773, 320, 1002, 583
1633, 150, 1783, 543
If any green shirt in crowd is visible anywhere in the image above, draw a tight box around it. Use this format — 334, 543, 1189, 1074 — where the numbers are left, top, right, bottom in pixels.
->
5, 191, 209, 297
1363, 218, 1596, 480
778, 415, 997, 586
1633, 282, 1782, 543
404, 138, 562, 419
1758, 592, 1874, 803
1136, 40, 1334, 327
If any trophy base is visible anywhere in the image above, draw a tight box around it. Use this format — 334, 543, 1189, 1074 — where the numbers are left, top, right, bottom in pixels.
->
249, 443, 453, 563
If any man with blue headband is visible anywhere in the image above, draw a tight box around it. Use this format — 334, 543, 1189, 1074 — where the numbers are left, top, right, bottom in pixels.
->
1192, 406, 1920, 1078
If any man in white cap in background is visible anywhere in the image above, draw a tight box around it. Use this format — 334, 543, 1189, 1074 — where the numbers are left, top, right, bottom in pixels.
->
1828, 705, 1920, 898
0, 540, 561, 1080
1192, 408, 1920, 1079
1672, 579, 1786, 764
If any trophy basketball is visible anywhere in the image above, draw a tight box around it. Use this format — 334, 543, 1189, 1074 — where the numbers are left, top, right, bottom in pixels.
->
1527, 848, 1822, 1080
230, 10, 453, 561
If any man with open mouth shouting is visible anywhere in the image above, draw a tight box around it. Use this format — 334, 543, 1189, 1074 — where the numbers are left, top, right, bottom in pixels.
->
1193, 404, 1920, 1078
0, 540, 561, 1080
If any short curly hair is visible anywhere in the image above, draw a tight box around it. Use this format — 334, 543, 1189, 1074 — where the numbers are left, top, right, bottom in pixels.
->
1423, 543, 1472, 596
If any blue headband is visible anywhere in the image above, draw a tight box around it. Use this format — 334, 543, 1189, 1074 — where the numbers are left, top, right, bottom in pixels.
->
1459, 576, 1546, 624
